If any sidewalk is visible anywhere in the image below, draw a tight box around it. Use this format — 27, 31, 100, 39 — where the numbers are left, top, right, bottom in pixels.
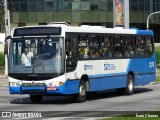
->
0, 76, 8, 87
0, 74, 6, 78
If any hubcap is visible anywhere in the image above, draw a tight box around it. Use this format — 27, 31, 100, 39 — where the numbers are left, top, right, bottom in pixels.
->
128, 79, 133, 91
79, 85, 85, 96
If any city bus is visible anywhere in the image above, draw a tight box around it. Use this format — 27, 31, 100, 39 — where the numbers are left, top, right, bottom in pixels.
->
4, 23, 156, 103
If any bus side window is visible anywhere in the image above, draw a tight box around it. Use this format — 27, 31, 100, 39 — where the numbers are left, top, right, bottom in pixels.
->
66, 35, 78, 72
101, 36, 113, 58
90, 35, 100, 59
13, 42, 23, 65
113, 36, 123, 58
145, 37, 153, 57
78, 35, 91, 59
124, 37, 134, 57
135, 37, 144, 57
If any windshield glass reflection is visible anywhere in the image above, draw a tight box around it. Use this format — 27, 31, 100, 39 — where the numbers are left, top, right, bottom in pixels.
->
9, 37, 64, 74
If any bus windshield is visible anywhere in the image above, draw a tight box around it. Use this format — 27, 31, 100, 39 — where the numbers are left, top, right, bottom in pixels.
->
8, 37, 64, 74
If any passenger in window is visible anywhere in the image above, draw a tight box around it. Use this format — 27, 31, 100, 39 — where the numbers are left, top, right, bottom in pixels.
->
91, 49, 99, 59
94, 52, 100, 58
136, 38, 141, 47
128, 46, 134, 57
125, 50, 130, 57
83, 47, 90, 59
91, 50, 95, 58
99, 49, 103, 58
115, 51, 122, 57
101, 47, 107, 58
106, 48, 112, 58
146, 40, 152, 47
136, 48, 143, 57
83, 52, 90, 59
79, 47, 84, 58
114, 47, 123, 58
101, 47, 111, 58
104, 40, 110, 47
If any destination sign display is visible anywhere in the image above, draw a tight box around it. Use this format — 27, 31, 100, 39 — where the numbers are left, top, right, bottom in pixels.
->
13, 27, 61, 37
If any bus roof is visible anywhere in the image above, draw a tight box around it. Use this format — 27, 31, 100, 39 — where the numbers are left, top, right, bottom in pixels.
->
12, 24, 154, 37
63, 25, 153, 36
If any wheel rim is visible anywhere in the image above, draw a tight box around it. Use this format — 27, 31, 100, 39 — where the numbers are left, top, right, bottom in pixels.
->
128, 79, 133, 92
79, 85, 86, 97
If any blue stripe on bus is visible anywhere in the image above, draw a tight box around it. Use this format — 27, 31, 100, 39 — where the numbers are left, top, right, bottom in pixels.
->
136, 30, 153, 35
9, 86, 22, 94
89, 73, 126, 78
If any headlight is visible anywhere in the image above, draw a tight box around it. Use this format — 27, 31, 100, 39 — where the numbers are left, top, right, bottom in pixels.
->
9, 82, 20, 87
49, 82, 63, 86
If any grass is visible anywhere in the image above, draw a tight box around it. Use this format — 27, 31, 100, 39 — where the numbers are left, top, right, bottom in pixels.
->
156, 76, 160, 82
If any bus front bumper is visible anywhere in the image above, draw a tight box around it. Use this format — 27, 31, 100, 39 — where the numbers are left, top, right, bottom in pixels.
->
9, 80, 80, 95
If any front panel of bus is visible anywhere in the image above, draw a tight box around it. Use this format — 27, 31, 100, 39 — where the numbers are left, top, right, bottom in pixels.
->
8, 27, 70, 95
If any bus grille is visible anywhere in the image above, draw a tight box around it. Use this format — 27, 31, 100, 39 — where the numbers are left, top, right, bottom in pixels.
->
22, 83, 46, 87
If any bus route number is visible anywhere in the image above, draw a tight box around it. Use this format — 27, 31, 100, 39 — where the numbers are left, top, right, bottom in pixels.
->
149, 62, 154, 68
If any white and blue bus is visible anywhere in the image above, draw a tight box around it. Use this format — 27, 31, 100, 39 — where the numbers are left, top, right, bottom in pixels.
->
4, 23, 156, 103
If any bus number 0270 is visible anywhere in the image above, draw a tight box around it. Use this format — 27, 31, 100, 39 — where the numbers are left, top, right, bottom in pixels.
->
149, 62, 155, 68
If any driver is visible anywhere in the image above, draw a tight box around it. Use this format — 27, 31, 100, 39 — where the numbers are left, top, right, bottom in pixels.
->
21, 47, 33, 65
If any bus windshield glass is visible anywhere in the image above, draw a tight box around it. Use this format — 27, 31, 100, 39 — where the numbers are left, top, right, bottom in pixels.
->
8, 37, 64, 74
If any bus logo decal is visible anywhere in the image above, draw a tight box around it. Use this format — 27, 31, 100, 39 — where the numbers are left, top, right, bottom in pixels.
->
104, 64, 116, 70
84, 65, 93, 71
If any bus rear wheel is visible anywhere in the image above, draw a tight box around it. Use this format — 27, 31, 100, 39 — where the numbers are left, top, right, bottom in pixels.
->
30, 95, 43, 104
116, 74, 134, 95
73, 80, 87, 103
126, 74, 134, 95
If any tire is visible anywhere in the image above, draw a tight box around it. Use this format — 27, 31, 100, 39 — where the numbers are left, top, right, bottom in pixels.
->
73, 80, 87, 103
116, 74, 134, 95
30, 95, 43, 104
125, 74, 134, 95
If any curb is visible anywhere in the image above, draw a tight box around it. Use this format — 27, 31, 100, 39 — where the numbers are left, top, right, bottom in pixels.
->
149, 81, 160, 85
0, 76, 7, 78
1, 84, 8, 87
0, 74, 7, 78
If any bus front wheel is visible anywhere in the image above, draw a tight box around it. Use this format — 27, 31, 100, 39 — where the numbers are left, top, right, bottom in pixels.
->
73, 80, 87, 103
30, 95, 43, 104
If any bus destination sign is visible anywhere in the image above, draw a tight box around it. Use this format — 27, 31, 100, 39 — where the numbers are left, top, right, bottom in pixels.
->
13, 27, 61, 37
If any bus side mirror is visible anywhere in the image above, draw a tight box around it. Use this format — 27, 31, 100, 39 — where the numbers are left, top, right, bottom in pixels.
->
4, 36, 11, 55
66, 51, 69, 59
4, 43, 8, 55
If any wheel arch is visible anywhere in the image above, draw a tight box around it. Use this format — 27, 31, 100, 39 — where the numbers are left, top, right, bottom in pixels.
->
128, 71, 135, 80
80, 74, 89, 92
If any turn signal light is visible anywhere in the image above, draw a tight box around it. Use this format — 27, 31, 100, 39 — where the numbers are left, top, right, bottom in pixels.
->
59, 82, 63, 86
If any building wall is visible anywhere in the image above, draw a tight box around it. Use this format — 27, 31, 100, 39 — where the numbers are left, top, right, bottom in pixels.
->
1, 0, 160, 42
7, 0, 160, 24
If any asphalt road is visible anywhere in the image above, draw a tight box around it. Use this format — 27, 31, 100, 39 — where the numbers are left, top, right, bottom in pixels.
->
0, 77, 160, 119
